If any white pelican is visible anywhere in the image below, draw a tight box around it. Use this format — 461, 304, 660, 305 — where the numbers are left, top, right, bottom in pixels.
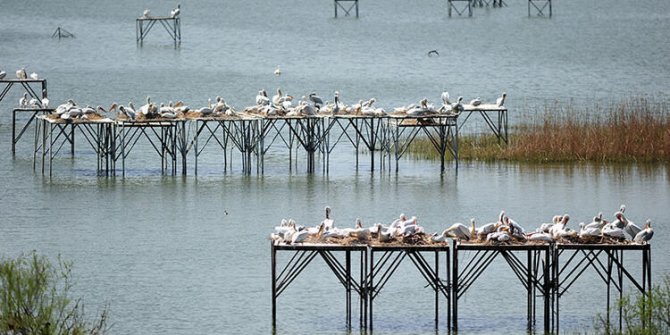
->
476, 221, 498, 238
40, 89, 49, 108
441, 90, 450, 106
430, 231, 447, 243
469, 97, 481, 106
527, 232, 554, 242
551, 214, 577, 239
538, 215, 561, 233
504, 216, 526, 238
271, 88, 283, 107
0, 70, 6, 80
256, 89, 270, 106
274, 65, 281, 76
633, 220, 653, 244
318, 206, 333, 229
390, 213, 407, 229
578, 222, 602, 238
291, 227, 309, 244
332, 91, 342, 114
171, 4, 181, 18
16, 68, 27, 79
29, 72, 38, 80
119, 105, 136, 120
584, 212, 606, 230
141, 9, 150, 18
602, 222, 626, 239
281, 95, 293, 111
445, 222, 471, 240
18, 93, 28, 107
487, 230, 511, 242
309, 92, 323, 108
496, 92, 506, 107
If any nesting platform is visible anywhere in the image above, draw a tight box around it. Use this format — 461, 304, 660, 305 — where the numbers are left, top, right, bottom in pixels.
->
271, 240, 651, 333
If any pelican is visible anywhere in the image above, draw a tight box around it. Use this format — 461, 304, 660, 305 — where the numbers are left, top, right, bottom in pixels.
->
119, 105, 136, 120
28, 97, 38, 107
451, 96, 464, 114
309, 92, 323, 108
41, 89, 49, 108
496, 92, 507, 107
18, 93, 28, 107
551, 214, 577, 239
141, 9, 150, 18
390, 213, 407, 229
538, 215, 562, 233
171, 4, 181, 18
445, 222, 471, 240
332, 91, 341, 114
430, 231, 447, 244
0, 70, 6, 79
578, 222, 602, 238
16, 68, 27, 79
321, 206, 334, 229
291, 227, 309, 244
476, 221, 498, 238
602, 224, 626, 239
584, 212, 606, 230
527, 232, 554, 242
487, 230, 511, 242
256, 89, 270, 106
623, 219, 642, 240
29, 72, 38, 80
469, 97, 482, 106
633, 220, 653, 244
505, 216, 526, 238
272, 88, 283, 107
611, 211, 627, 229
274, 65, 281, 76
440, 90, 450, 106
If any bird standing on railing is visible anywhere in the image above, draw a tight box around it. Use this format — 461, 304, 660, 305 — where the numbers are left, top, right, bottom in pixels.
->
29, 72, 38, 80
496, 92, 507, 107
0, 70, 6, 80
141, 9, 150, 19
171, 4, 181, 18
16, 68, 27, 79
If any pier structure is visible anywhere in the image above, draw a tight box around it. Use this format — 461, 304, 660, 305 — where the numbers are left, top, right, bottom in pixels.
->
270, 241, 651, 333
448, 0, 473, 17
471, 0, 506, 7
334, 0, 359, 18
33, 116, 115, 177
550, 244, 651, 333
12, 108, 53, 155
0, 78, 48, 107
136, 16, 181, 46
457, 103, 509, 144
528, 0, 552, 17
114, 119, 189, 176
325, 115, 392, 173
451, 242, 552, 333
368, 245, 451, 331
271, 243, 369, 332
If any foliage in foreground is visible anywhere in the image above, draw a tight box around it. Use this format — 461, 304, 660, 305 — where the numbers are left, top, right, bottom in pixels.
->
594, 274, 670, 335
409, 98, 670, 163
0, 252, 109, 335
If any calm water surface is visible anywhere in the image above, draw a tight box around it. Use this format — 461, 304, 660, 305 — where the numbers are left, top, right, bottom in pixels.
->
1, 0, 669, 334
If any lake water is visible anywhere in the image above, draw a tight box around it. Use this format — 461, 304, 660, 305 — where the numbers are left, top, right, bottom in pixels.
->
1, 0, 669, 334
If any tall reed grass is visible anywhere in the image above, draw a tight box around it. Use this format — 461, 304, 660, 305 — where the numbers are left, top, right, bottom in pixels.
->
409, 98, 670, 163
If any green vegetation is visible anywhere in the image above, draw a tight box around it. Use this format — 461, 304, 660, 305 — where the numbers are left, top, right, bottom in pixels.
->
409, 98, 670, 163
0, 252, 109, 335
594, 274, 670, 335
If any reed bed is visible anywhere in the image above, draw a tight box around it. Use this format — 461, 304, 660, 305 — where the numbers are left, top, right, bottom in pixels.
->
409, 98, 670, 163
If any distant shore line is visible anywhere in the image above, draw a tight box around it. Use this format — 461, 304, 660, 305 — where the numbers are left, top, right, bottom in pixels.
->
410, 97, 670, 163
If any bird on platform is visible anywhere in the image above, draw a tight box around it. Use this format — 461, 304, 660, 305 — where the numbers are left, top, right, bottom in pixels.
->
309, 92, 323, 109
272, 88, 284, 108
441, 90, 450, 106
496, 92, 507, 107
469, 97, 482, 106
321, 206, 334, 229
445, 222, 471, 240
18, 93, 28, 107
451, 96, 464, 114
171, 4, 181, 18
40, 89, 49, 108
332, 91, 341, 114
0, 70, 6, 80
256, 89, 270, 106
28, 97, 38, 107
119, 105, 136, 120
274, 65, 281, 76
29, 72, 38, 80
141, 9, 151, 18
16, 68, 27, 79
634, 220, 654, 244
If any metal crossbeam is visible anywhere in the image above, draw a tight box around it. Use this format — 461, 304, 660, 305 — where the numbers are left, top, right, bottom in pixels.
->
334, 0, 358, 18
528, 0, 552, 17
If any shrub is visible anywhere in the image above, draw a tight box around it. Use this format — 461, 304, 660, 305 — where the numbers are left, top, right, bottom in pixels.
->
0, 252, 109, 335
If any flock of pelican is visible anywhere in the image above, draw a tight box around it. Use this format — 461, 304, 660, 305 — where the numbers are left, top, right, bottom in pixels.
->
40, 88, 506, 122
270, 205, 654, 246
140, 4, 181, 19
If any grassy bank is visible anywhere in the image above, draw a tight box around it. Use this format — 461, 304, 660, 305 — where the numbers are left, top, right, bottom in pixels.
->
409, 98, 670, 163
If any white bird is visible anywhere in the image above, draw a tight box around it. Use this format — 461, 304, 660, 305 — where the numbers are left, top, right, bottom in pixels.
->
119, 105, 136, 120
496, 92, 507, 107
16, 68, 27, 79
390, 213, 407, 229
18, 93, 28, 107
469, 97, 482, 106
584, 212, 606, 230
142, 9, 150, 18
40, 89, 49, 108
332, 91, 342, 114
321, 206, 334, 229
256, 89, 270, 106
487, 231, 511, 242
440, 90, 450, 106
29, 72, 38, 80
527, 232, 554, 242
28, 97, 38, 107
578, 222, 602, 238
170, 4, 181, 18
551, 214, 577, 239
0, 70, 6, 80
476, 222, 498, 238
291, 227, 309, 244
272, 88, 283, 107
451, 96, 464, 114
274, 65, 281, 76
445, 222, 471, 240
634, 220, 653, 244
